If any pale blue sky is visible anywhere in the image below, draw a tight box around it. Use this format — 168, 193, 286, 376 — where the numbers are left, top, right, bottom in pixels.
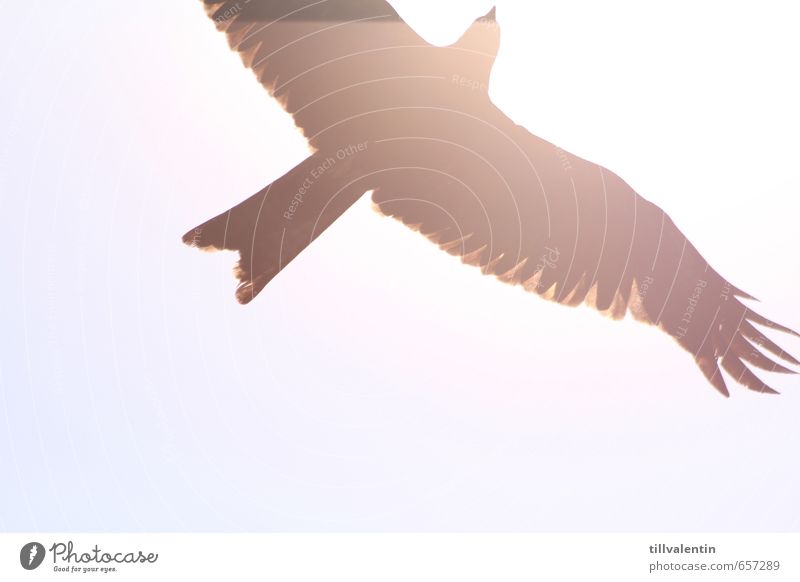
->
1, 1, 799, 531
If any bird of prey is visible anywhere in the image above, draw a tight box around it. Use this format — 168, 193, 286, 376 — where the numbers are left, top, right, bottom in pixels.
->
183, 0, 798, 396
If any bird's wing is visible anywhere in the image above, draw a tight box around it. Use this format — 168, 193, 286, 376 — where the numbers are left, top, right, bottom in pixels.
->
201, 0, 496, 148
372, 120, 798, 396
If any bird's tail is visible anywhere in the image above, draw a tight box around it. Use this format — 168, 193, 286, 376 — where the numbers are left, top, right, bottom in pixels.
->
183, 151, 370, 304
182, 182, 278, 303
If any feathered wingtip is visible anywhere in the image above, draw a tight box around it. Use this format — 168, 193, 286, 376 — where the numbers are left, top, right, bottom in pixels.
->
691, 299, 800, 397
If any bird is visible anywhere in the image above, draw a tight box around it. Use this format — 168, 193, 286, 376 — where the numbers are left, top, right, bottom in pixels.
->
183, 0, 798, 396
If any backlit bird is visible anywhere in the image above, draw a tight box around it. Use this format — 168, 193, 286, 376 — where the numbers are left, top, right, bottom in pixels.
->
183, 0, 798, 396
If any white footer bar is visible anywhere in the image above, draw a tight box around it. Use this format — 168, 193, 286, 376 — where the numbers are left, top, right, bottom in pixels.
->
1, 533, 797, 581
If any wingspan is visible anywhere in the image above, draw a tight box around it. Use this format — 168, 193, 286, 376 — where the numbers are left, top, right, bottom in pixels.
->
194, 2, 797, 395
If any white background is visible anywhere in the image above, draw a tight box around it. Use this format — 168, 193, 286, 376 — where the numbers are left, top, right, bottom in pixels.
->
1, 1, 798, 532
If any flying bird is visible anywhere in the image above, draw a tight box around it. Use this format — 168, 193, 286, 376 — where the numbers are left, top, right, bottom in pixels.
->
183, 0, 798, 396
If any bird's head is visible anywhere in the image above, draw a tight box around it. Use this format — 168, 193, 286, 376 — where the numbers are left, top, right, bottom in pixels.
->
454, 6, 500, 58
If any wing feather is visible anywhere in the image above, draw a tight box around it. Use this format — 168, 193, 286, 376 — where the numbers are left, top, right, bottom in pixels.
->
371, 123, 798, 395
202, 0, 499, 148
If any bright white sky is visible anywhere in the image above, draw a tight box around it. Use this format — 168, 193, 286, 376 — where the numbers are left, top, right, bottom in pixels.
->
1, 1, 799, 532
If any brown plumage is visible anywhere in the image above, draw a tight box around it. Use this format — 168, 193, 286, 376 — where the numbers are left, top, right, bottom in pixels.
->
183, 0, 798, 396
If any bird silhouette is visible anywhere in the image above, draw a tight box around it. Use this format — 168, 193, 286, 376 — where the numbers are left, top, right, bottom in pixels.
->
183, 0, 798, 396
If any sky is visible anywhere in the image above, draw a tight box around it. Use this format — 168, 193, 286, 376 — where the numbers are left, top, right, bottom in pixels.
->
1, 0, 799, 532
